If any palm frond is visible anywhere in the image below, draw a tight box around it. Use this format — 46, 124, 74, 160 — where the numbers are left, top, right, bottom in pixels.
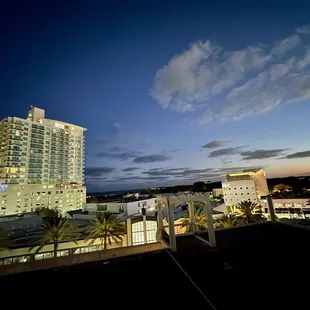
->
235, 200, 265, 223
85, 211, 125, 250
180, 205, 208, 231
216, 214, 238, 228
30, 214, 78, 255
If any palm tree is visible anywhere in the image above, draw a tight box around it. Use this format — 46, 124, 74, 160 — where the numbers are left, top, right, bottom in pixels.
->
216, 214, 238, 228
85, 212, 126, 250
31, 215, 78, 258
0, 227, 11, 251
235, 200, 265, 224
181, 205, 208, 232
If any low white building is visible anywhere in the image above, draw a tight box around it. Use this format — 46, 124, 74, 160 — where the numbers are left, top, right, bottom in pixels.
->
0, 183, 86, 216
83, 198, 157, 216
212, 188, 223, 197
261, 198, 310, 219
222, 168, 269, 206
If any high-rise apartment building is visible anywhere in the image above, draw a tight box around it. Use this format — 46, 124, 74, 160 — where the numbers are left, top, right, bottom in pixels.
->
222, 168, 269, 206
0, 107, 86, 216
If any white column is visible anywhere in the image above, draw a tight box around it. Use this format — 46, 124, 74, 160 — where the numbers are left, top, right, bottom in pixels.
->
143, 215, 148, 244
167, 198, 177, 252
126, 218, 132, 246
188, 201, 196, 234
205, 197, 216, 247
267, 195, 277, 224
157, 202, 164, 230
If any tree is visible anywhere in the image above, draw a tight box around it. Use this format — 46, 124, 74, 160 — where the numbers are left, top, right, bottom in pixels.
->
0, 227, 11, 251
181, 205, 208, 231
85, 211, 126, 250
31, 214, 78, 258
192, 182, 207, 192
235, 200, 265, 224
216, 214, 238, 228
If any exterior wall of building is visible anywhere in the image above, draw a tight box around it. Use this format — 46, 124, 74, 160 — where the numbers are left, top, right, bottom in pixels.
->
0, 108, 86, 217
0, 214, 42, 232
252, 168, 269, 197
0, 184, 86, 216
222, 169, 268, 206
83, 202, 123, 214
83, 198, 157, 216
126, 198, 157, 216
0, 235, 128, 264
212, 188, 223, 197
222, 179, 258, 206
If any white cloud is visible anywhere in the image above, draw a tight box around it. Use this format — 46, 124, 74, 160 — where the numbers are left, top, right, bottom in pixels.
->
151, 25, 310, 123
297, 25, 310, 34
270, 34, 301, 55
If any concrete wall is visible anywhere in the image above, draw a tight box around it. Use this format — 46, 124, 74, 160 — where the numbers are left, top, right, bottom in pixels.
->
0, 236, 128, 260
253, 169, 269, 197
0, 214, 42, 233
0, 242, 164, 276
127, 198, 157, 215
83, 202, 123, 214
223, 179, 258, 206
83, 198, 157, 216
212, 188, 223, 197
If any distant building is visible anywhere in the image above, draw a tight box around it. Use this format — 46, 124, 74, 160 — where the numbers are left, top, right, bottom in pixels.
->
0, 107, 86, 216
222, 168, 268, 206
212, 188, 223, 197
83, 198, 157, 216
261, 198, 310, 219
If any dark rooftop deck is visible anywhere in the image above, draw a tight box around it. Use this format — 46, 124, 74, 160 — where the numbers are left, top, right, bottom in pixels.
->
1, 222, 310, 309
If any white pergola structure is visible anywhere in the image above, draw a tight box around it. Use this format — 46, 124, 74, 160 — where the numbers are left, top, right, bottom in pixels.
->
156, 193, 216, 252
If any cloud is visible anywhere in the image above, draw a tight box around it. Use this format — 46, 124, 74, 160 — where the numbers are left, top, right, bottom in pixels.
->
270, 34, 301, 55
85, 167, 116, 177
221, 158, 232, 165
106, 176, 169, 183
97, 151, 140, 161
208, 147, 243, 158
122, 167, 140, 172
202, 140, 229, 148
142, 167, 215, 178
240, 149, 288, 160
297, 25, 310, 34
133, 154, 171, 163
285, 150, 310, 159
151, 25, 310, 123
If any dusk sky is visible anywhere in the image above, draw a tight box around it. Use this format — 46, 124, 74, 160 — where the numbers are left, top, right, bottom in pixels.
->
1, 1, 310, 191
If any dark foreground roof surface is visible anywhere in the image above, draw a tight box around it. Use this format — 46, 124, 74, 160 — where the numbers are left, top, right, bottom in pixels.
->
1, 222, 310, 309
